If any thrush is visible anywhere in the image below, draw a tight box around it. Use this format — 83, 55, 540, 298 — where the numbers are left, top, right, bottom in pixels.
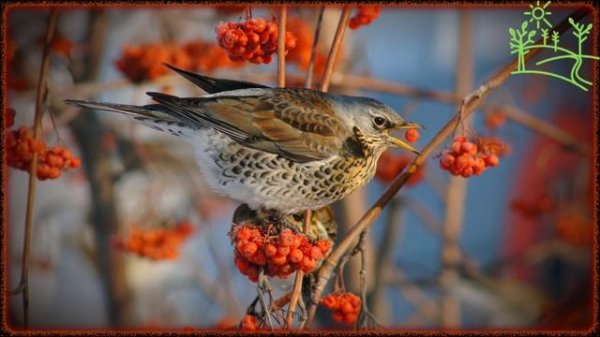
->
65, 64, 422, 214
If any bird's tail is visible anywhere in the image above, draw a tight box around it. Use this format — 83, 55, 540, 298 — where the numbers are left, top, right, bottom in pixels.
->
64, 99, 192, 137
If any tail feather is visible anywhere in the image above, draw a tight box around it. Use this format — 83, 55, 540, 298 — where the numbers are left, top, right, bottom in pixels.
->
64, 99, 192, 136
162, 63, 270, 94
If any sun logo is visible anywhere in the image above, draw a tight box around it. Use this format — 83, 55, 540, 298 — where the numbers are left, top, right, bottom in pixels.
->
509, 0, 599, 91
524, 0, 552, 29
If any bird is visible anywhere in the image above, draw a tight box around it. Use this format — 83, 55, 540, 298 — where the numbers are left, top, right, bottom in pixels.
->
65, 64, 422, 215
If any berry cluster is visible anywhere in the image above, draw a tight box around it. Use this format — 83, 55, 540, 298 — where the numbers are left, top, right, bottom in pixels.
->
404, 128, 420, 143
375, 151, 424, 186
321, 292, 362, 325
438, 136, 500, 178
6, 126, 81, 180
115, 39, 241, 83
239, 314, 260, 330
114, 221, 194, 261
349, 6, 381, 30
215, 18, 297, 64
230, 224, 332, 282
116, 43, 190, 83
182, 40, 244, 73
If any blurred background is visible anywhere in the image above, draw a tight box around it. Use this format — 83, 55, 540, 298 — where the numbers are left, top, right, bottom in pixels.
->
4, 4, 596, 330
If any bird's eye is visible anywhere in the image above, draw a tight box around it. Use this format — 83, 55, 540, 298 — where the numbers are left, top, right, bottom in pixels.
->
373, 116, 387, 128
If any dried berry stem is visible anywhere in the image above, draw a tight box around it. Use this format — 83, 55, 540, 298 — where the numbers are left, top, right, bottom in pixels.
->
305, 6, 325, 89
304, 8, 587, 327
12, 10, 58, 328
320, 7, 351, 92
277, 6, 287, 88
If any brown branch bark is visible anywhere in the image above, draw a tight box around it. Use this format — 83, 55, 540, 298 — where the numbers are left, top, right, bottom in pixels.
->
320, 7, 351, 92
13, 10, 58, 328
305, 6, 325, 89
277, 6, 287, 88
68, 10, 128, 326
304, 8, 588, 327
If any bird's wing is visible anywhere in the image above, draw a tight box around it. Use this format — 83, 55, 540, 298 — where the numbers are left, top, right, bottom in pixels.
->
147, 89, 352, 163
163, 63, 270, 94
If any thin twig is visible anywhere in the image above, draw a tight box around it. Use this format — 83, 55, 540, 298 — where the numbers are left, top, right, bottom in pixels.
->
305, 6, 325, 89
12, 10, 58, 328
330, 73, 460, 103
320, 7, 351, 92
304, 8, 587, 327
502, 106, 590, 157
257, 270, 275, 330
277, 5, 287, 88
272, 291, 292, 311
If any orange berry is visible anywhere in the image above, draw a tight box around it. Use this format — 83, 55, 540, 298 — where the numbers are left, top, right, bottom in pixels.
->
484, 154, 499, 167
343, 313, 358, 325
264, 243, 277, 257
277, 246, 290, 256
241, 242, 258, 257
322, 295, 339, 309
279, 229, 294, 247
461, 142, 477, 155
271, 253, 287, 265
332, 311, 344, 322
288, 248, 304, 263
308, 246, 323, 260
404, 128, 420, 143
301, 256, 317, 272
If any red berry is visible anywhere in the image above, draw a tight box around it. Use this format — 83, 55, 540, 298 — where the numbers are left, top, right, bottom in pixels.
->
404, 128, 420, 143
288, 248, 304, 263
264, 243, 277, 257
484, 154, 500, 167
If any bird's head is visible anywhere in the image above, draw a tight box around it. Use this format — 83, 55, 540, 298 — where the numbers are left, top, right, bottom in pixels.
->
336, 95, 423, 155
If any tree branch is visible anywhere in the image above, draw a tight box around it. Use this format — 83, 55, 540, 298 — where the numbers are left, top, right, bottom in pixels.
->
304, 8, 588, 327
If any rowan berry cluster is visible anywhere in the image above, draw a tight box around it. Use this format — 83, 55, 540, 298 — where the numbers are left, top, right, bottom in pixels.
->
115, 43, 190, 82
349, 6, 381, 30
439, 136, 500, 178
239, 314, 260, 330
285, 16, 340, 77
182, 40, 244, 72
230, 224, 333, 282
114, 221, 194, 261
215, 18, 297, 64
6, 126, 81, 180
115, 40, 241, 83
375, 151, 424, 186
321, 292, 362, 325
404, 128, 420, 143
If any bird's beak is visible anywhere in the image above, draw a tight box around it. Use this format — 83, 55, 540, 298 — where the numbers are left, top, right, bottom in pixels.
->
387, 121, 423, 155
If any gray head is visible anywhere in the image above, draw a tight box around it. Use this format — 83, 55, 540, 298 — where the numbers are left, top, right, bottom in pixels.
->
333, 95, 422, 154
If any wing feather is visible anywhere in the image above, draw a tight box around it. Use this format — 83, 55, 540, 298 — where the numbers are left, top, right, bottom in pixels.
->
147, 89, 351, 162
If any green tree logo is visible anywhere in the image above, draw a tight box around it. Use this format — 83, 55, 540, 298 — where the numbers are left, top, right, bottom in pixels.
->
509, 1, 599, 91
